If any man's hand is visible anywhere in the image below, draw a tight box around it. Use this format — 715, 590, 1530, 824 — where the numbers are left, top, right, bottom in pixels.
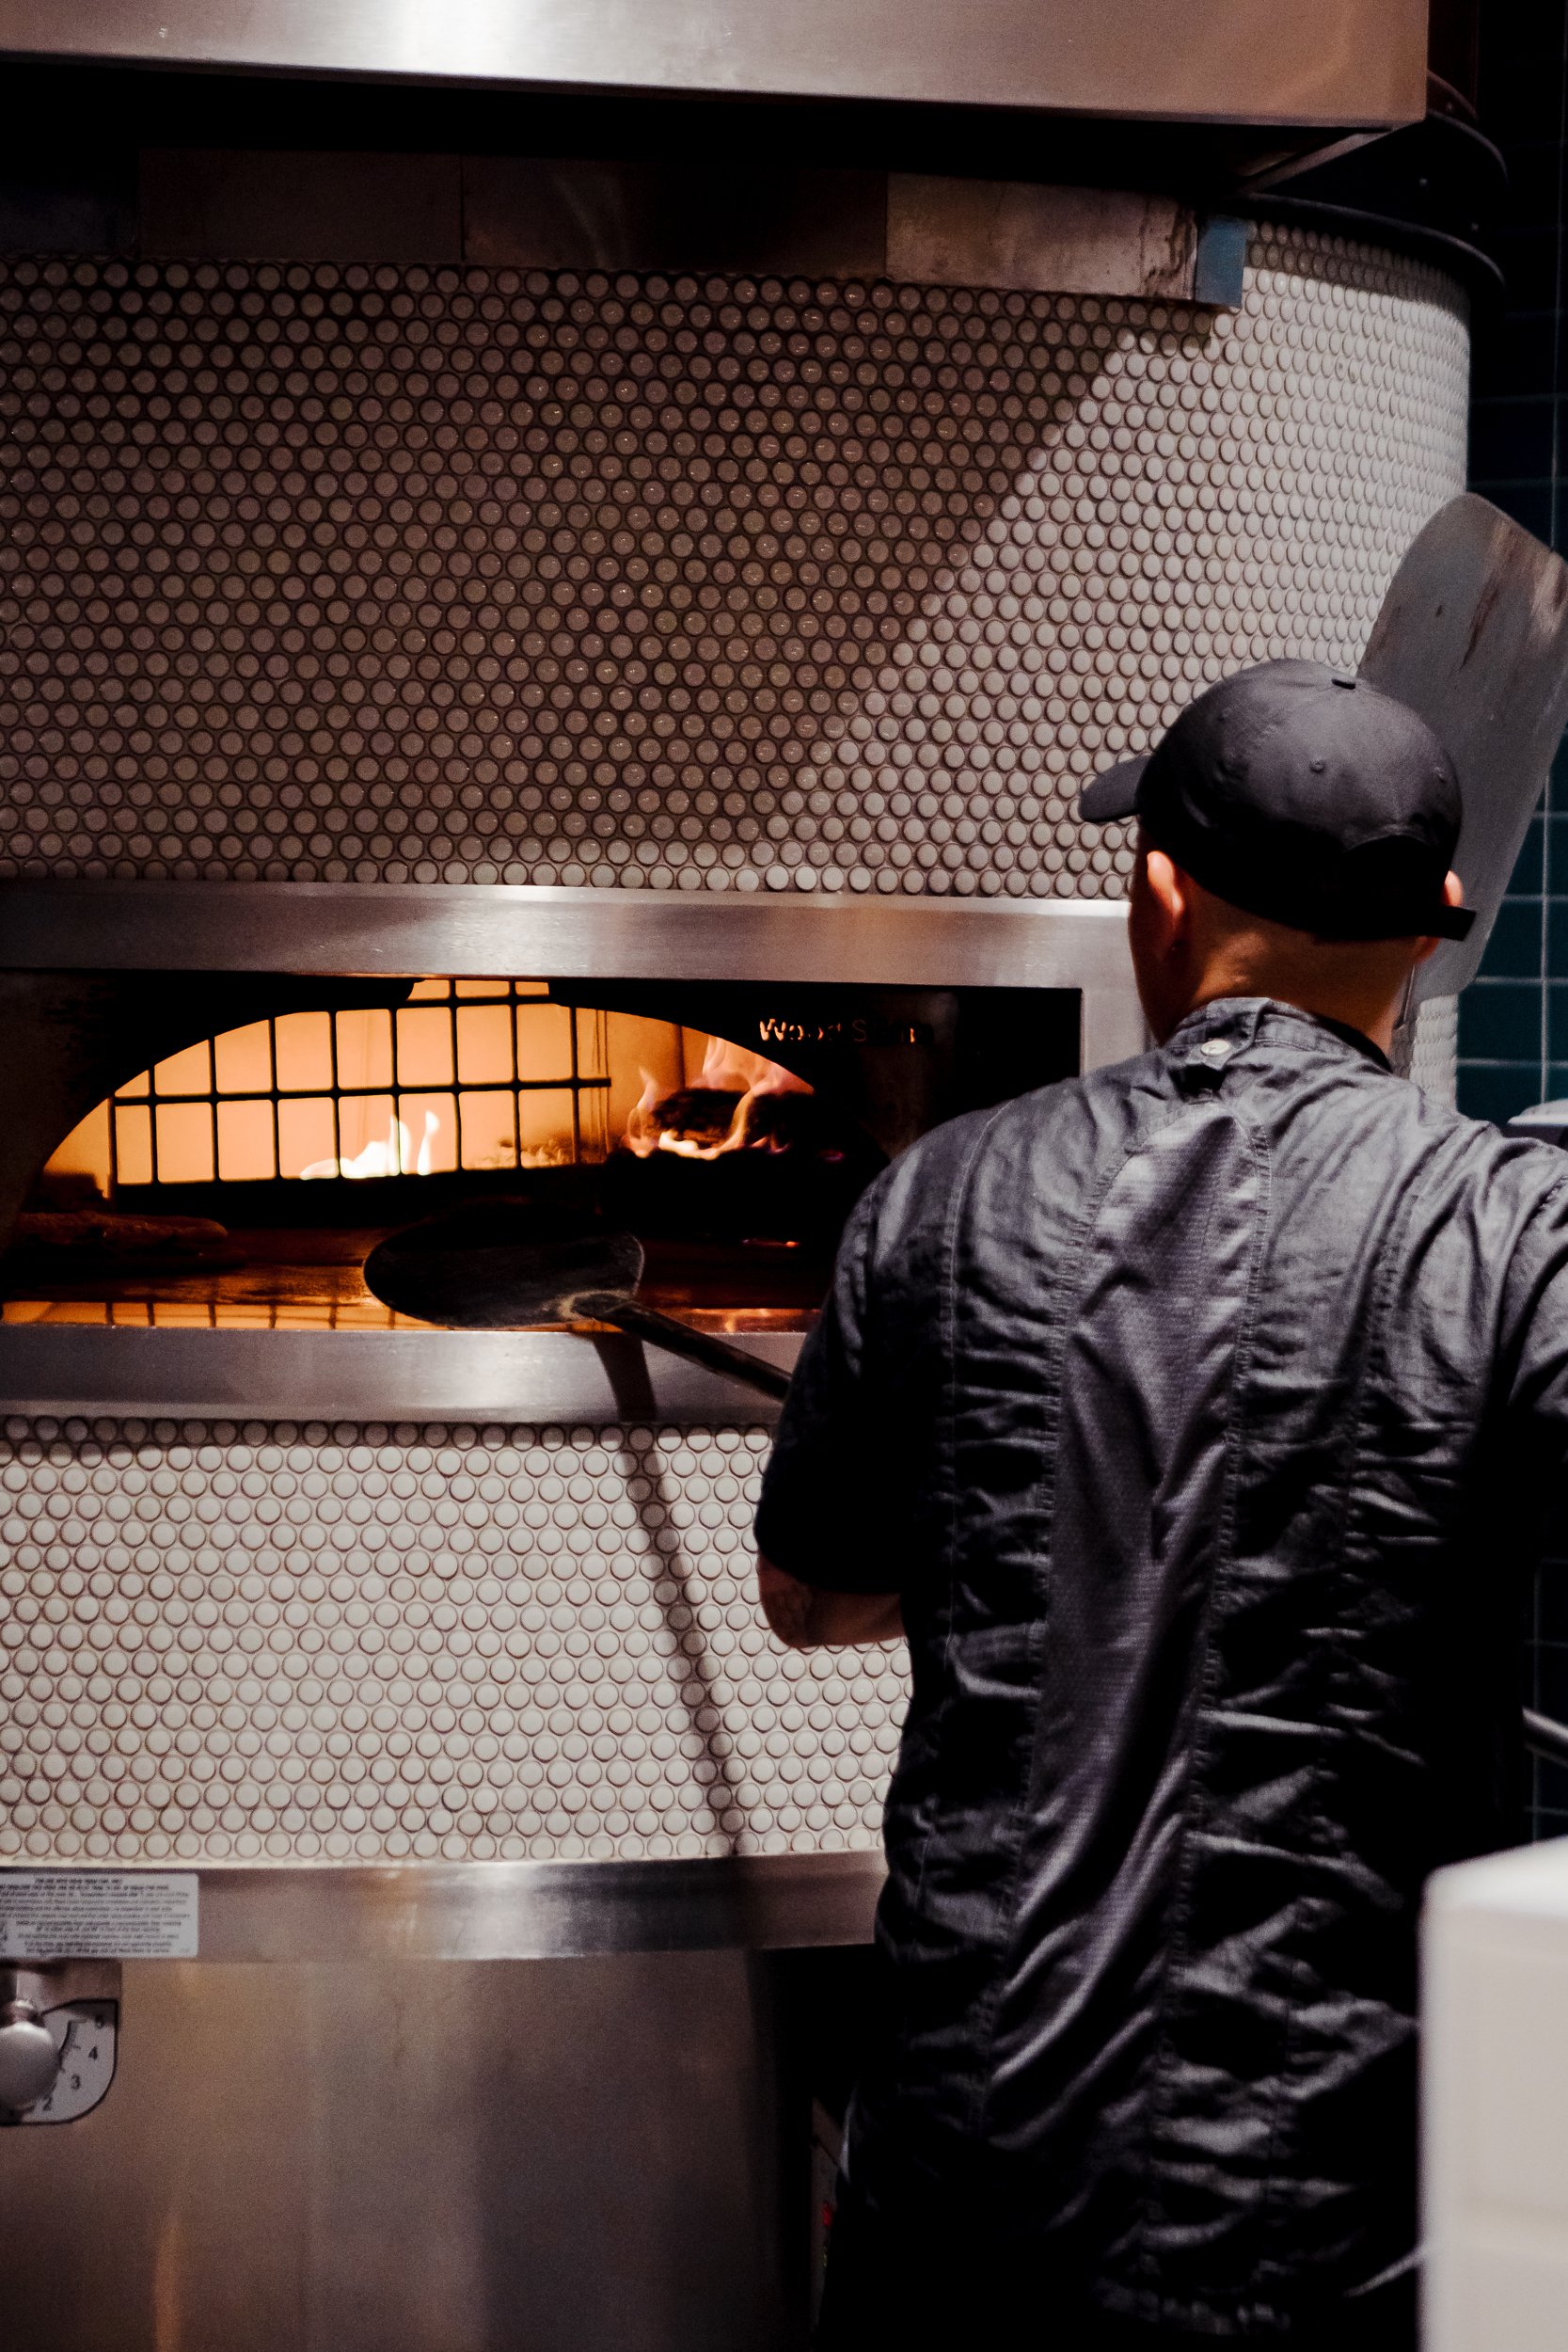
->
756, 1554, 903, 1649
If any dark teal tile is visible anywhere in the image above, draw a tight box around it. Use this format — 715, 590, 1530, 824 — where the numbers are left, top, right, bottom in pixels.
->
1497, 0, 1568, 47
1485, 17, 1568, 79
1491, 229, 1561, 310
1484, 58, 1568, 142
1484, 898, 1544, 977
1539, 1570, 1568, 1645
1547, 898, 1568, 971
1473, 310, 1558, 400
1462, 979, 1544, 1058
1534, 1644, 1568, 1721
1499, 141, 1566, 223
1549, 983, 1568, 1059
1513, 816, 1546, 896
1457, 1062, 1544, 1123
1492, 0, 1568, 60
1470, 479, 1554, 539
1544, 1060, 1568, 1096
1471, 398, 1556, 480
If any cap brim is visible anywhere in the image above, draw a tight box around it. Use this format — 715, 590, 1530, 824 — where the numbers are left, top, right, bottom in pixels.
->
1077, 756, 1148, 823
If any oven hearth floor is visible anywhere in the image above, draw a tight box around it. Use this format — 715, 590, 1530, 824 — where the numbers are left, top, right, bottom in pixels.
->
0, 1229, 821, 1332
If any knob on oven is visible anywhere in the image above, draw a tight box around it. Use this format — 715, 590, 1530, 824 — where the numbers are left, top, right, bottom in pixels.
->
0, 1997, 61, 2114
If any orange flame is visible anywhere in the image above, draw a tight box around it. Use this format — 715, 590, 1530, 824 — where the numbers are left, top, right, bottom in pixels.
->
623, 1037, 811, 1161
300, 1110, 439, 1181
624, 1068, 666, 1161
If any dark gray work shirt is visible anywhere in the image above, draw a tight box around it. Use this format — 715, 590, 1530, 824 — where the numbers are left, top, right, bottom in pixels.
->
755, 996, 1568, 2335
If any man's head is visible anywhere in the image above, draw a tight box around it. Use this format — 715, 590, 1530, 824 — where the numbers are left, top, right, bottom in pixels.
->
1125, 839, 1467, 1050
1079, 660, 1472, 1050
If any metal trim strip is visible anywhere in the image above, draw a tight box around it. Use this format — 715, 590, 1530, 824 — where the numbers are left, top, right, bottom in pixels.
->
0, 1326, 799, 1421
0, 1852, 886, 1959
0, 877, 1132, 982
0, 0, 1428, 126
0, 880, 1148, 1069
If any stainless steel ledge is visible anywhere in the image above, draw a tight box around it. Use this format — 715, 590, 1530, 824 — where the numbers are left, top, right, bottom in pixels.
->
0, 880, 1147, 1067
0, 1852, 886, 1959
0, 878, 1130, 982
0, 1326, 798, 1422
0, 0, 1427, 126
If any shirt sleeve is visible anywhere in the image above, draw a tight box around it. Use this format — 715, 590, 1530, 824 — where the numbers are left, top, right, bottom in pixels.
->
752, 1168, 904, 1594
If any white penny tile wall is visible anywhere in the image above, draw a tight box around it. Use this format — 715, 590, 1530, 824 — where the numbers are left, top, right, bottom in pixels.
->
0, 1416, 909, 1867
0, 227, 1466, 899
1409, 993, 1460, 1107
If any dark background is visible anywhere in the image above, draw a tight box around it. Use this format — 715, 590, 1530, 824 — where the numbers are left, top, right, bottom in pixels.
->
1444, 1, 1568, 1837
1463, 0, 1568, 1123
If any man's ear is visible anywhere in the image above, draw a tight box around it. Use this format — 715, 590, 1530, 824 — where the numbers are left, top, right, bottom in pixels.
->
1142, 845, 1190, 944
1415, 870, 1467, 967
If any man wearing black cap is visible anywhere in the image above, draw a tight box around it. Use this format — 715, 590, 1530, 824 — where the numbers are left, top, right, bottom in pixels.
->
755, 659, 1568, 2346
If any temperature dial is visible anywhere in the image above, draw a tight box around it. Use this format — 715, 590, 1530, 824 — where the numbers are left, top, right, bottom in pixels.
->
0, 1998, 57, 2112
0, 1993, 118, 2127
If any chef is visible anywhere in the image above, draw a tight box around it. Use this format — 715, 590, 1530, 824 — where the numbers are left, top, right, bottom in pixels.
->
756, 659, 1568, 2348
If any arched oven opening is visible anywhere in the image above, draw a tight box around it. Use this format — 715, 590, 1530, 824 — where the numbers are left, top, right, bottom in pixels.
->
3, 972, 1079, 1333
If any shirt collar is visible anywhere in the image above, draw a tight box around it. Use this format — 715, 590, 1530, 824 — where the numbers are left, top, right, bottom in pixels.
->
1167, 996, 1392, 1074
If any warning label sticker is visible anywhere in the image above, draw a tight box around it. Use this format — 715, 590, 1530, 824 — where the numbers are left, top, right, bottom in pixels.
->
0, 1870, 198, 1961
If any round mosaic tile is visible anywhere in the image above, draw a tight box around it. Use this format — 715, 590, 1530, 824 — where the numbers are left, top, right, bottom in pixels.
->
0, 230, 1467, 899
0, 1417, 908, 1867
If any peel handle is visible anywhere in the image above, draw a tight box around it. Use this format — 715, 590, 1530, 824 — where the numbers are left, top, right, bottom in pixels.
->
580, 1294, 794, 1401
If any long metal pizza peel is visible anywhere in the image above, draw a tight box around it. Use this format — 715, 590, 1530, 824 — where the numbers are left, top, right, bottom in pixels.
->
1358, 491, 1568, 1005
364, 1202, 792, 1397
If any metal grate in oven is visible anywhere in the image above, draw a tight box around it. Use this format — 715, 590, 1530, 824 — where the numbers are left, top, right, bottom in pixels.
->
108, 979, 610, 1188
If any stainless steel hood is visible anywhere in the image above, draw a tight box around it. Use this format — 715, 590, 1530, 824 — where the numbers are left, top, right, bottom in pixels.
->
0, 0, 1428, 126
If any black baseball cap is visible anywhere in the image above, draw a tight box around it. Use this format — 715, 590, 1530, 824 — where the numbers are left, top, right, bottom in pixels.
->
1078, 660, 1474, 943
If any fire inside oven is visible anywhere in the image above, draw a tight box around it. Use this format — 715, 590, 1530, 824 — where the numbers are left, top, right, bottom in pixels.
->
2, 977, 1079, 1331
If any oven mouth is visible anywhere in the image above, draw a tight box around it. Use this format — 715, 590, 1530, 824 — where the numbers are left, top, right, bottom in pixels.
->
5, 973, 1081, 1334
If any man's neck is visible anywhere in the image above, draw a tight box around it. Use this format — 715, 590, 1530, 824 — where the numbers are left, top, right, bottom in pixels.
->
1187, 978, 1402, 1056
